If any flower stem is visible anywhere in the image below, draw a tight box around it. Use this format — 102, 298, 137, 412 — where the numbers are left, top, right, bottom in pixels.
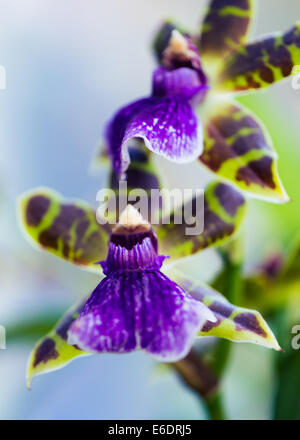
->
173, 350, 218, 399
206, 391, 226, 420
208, 236, 244, 419
173, 237, 244, 419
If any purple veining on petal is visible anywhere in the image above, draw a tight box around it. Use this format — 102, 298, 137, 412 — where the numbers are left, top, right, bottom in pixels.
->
101, 230, 167, 274
105, 66, 205, 176
68, 270, 212, 362
122, 96, 203, 167
68, 212, 215, 362
152, 67, 209, 102
107, 95, 203, 176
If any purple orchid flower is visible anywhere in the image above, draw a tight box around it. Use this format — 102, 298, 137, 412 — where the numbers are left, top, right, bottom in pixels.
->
68, 205, 215, 362
106, 31, 209, 177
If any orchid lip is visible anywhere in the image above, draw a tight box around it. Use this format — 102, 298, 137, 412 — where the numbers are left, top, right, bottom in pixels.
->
67, 208, 215, 361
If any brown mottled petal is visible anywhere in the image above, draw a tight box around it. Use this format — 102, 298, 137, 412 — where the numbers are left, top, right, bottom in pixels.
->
199, 99, 288, 202
198, 0, 254, 75
217, 22, 300, 91
167, 270, 281, 350
18, 187, 111, 268
156, 180, 246, 259
26, 296, 91, 387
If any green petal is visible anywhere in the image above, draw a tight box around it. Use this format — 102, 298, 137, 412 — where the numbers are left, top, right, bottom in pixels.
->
18, 187, 110, 268
26, 297, 91, 388
156, 180, 246, 259
199, 0, 254, 75
199, 99, 288, 203
169, 270, 281, 351
217, 22, 300, 91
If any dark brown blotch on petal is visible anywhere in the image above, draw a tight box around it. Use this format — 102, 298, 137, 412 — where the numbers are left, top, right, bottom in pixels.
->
166, 199, 234, 254
201, 123, 235, 172
33, 338, 58, 367
202, 300, 234, 332
201, 204, 234, 247
215, 183, 244, 216
234, 313, 267, 337
26, 195, 50, 227
199, 0, 251, 56
259, 66, 274, 83
38, 205, 86, 253
236, 156, 275, 189
56, 314, 77, 340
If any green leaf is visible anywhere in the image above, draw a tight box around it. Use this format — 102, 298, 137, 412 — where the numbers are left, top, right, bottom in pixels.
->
168, 270, 281, 351
199, 99, 288, 203
198, 0, 254, 76
18, 187, 110, 268
26, 297, 92, 388
217, 22, 300, 91
156, 180, 246, 259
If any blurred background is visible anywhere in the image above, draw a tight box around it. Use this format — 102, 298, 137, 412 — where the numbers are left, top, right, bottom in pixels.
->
0, 0, 299, 420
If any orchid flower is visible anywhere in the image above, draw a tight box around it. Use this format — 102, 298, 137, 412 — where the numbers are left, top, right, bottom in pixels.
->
18, 182, 280, 387
103, 0, 300, 202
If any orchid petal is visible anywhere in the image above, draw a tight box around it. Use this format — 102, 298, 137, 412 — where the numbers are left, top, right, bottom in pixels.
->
199, 0, 254, 77
157, 180, 246, 259
169, 271, 281, 351
68, 271, 214, 362
217, 22, 300, 91
18, 188, 110, 268
26, 297, 90, 388
199, 100, 288, 202
107, 95, 203, 176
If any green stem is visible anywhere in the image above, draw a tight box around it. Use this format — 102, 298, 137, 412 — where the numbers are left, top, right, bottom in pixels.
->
206, 391, 226, 420
207, 237, 244, 419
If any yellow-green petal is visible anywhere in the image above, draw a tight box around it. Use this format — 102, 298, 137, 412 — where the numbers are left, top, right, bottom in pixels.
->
199, 99, 288, 203
217, 22, 300, 91
17, 187, 110, 268
157, 180, 246, 259
26, 298, 92, 388
198, 0, 255, 77
169, 271, 281, 351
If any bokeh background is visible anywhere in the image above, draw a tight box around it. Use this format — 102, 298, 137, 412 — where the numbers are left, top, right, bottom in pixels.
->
0, 0, 299, 419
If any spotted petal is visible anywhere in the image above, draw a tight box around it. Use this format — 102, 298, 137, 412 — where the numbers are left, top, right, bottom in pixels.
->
217, 22, 300, 91
199, 0, 254, 74
199, 100, 288, 202
26, 297, 90, 388
156, 181, 246, 259
169, 271, 281, 350
18, 188, 110, 268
